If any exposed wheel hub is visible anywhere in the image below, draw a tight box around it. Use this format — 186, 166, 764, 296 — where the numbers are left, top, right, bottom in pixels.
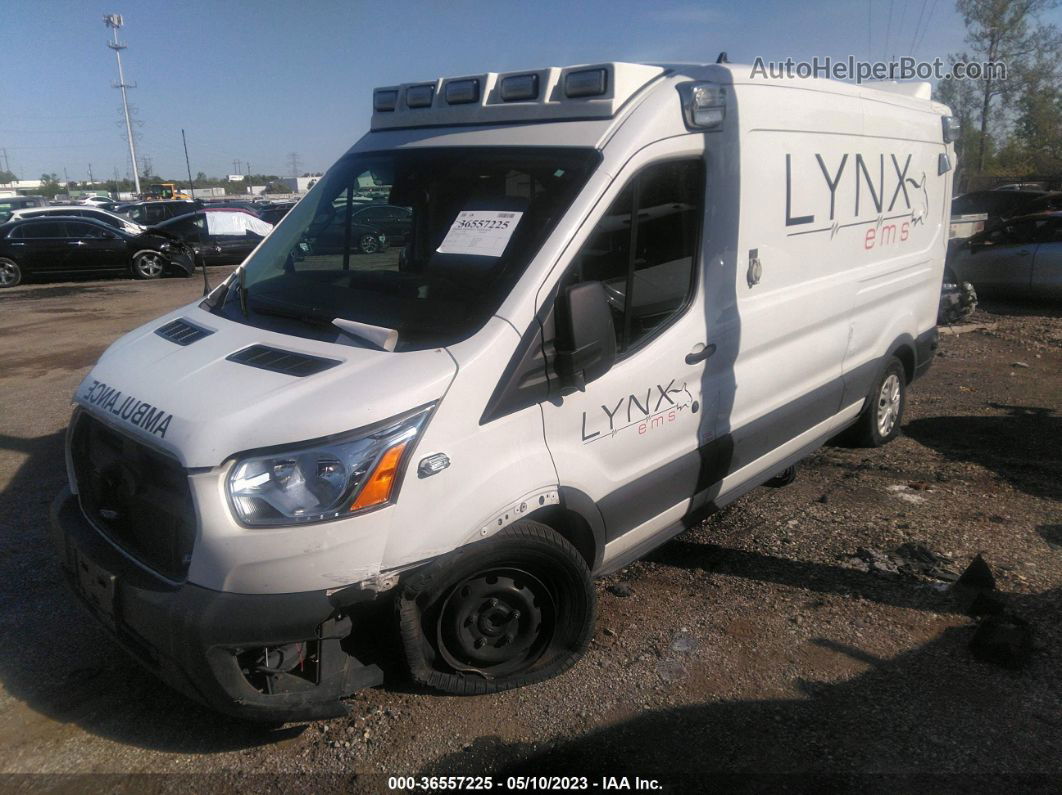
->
437, 568, 552, 675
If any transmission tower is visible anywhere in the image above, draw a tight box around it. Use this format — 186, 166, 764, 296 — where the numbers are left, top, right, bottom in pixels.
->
288, 152, 301, 179
104, 14, 141, 196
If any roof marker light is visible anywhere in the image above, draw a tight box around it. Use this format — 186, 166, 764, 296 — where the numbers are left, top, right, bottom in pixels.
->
374, 89, 398, 112
565, 68, 608, 98
445, 79, 480, 105
406, 84, 435, 108
501, 73, 539, 102
682, 82, 726, 130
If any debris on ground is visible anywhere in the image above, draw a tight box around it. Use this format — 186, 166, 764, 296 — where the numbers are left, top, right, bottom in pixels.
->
956, 554, 997, 591
846, 543, 959, 582
887, 484, 928, 504
607, 583, 634, 598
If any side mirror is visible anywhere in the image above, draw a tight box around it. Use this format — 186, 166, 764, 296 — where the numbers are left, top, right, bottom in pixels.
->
555, 281, 617, 392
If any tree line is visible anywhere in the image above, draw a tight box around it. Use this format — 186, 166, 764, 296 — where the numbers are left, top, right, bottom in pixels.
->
936, 0, 1062, 188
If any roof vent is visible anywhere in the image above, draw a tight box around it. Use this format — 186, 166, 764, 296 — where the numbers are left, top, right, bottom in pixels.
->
226, 345, 341, 377
155, 318, 214, 346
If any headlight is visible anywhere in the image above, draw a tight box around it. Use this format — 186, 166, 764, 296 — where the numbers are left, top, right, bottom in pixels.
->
227, 405, 432, 526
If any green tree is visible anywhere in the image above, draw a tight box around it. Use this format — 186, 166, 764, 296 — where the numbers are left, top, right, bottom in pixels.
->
955, 0, 1062, 173
0, 170, 16, 184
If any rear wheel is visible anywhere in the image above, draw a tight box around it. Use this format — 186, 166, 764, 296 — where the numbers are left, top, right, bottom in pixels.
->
0, 258, 21, 288
399, 521, 595, 695
132, 251, 164, 280
850, 356, 906, 447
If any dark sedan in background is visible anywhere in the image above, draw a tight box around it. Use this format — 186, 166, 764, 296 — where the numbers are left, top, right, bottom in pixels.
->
0, 216, 194, 288
948, 211, 1062, 299
151, 210, 270, 266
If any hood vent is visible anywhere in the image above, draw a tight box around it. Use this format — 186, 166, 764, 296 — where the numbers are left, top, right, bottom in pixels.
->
226, 344, 341, 377
155, 318, 215, 346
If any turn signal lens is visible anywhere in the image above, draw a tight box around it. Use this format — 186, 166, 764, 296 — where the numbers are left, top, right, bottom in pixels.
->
349, 441, 408, 511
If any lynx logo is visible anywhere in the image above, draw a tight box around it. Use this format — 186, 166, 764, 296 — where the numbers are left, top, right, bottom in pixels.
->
581, 379, 694, 443
784, 152, 931, 239
81, 379, 173, 438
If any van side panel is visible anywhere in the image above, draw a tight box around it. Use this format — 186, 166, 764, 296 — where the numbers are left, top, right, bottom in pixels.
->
841, 91, 951, 397
716, 84, 865, 487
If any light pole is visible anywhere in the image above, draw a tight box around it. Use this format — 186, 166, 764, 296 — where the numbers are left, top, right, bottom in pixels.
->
104, 14, 141, 196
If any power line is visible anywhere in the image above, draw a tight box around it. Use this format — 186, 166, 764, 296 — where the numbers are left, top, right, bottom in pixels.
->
913, 0, 939, 54
884, 0, 894, 60
909, 0, 929, 55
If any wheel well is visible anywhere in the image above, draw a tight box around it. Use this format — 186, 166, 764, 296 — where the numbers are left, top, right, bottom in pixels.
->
526, 505, 597, 571
892, 344, 915, 384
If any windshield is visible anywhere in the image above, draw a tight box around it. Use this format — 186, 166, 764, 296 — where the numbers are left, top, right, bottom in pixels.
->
211, 147, 600, 351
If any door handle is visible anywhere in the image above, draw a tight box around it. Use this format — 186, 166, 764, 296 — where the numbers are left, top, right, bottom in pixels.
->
685, 343, 717, 365
1017, 249, 1031, 256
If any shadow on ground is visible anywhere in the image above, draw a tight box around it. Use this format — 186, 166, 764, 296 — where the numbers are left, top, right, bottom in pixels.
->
904, 405, 1062, 500
420, 580, 1062, 785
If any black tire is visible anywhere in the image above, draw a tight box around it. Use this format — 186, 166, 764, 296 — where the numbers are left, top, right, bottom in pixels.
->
399, 521, 595, 695
358, 233, 381, 254
131, 251, 164, 280
0, 257, 21, 288
850, 356, 906, 447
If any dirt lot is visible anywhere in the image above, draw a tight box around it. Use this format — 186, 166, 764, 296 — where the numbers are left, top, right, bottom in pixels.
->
0, 273, 1059, 790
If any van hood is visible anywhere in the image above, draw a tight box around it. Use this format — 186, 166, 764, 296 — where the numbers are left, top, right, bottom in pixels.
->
73, 304, 457, 468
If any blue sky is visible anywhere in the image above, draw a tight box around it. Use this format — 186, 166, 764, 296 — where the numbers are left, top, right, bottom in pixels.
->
1, 0, 1056, 182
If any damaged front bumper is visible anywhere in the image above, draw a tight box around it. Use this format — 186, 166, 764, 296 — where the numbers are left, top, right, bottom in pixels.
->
49, 487, 385, 722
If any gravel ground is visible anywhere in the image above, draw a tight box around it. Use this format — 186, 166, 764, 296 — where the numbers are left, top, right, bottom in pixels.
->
0, 273, 1059, 791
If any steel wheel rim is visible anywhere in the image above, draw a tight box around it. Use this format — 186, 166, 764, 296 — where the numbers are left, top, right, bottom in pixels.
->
876, 373, 901, 436
359, 234, 379, 254
436, 567, 555, 677
0, 262, 17, 286
136, 253, 163, 277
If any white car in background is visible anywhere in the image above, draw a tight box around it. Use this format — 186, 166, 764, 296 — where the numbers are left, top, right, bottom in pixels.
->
9, 205, 144, 236
79, 195, 116, 207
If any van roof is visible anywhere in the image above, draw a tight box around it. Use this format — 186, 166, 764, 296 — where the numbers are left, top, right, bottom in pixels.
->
370, 61, 944, 133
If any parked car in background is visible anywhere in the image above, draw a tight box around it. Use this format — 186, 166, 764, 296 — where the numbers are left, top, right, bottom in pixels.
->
948, 212, 1062, 299
1018, 192, 1062, 215
0, 216, 194, 287
305, 202, 389, 254
116, 199, 203, 226
150, 209, 273, 266
949, 189, 1047, 243
257, 201, 297, 226
993, 182, 1047, 191
951, 189, 1046, 222
202, 199, 264, 214
0, 195, 49, 222
11, 205, 144, 235
349, 203, 412, 246
80, 195, 116, 207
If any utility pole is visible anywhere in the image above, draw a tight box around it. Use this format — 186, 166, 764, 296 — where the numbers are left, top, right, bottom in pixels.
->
182, 129, 196, 200
88, 163, 94, 184
104, 14, 141, 196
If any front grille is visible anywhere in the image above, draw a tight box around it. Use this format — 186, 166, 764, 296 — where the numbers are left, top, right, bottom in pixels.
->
155, 318, 214, 346
226, 344, 340, 377
70, 412, 196, 580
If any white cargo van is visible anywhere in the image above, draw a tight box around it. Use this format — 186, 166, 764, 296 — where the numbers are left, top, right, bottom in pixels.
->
51, 62, 957, 720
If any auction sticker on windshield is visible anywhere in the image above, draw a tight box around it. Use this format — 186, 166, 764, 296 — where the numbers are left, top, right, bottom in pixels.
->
436, 210, 523, 257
